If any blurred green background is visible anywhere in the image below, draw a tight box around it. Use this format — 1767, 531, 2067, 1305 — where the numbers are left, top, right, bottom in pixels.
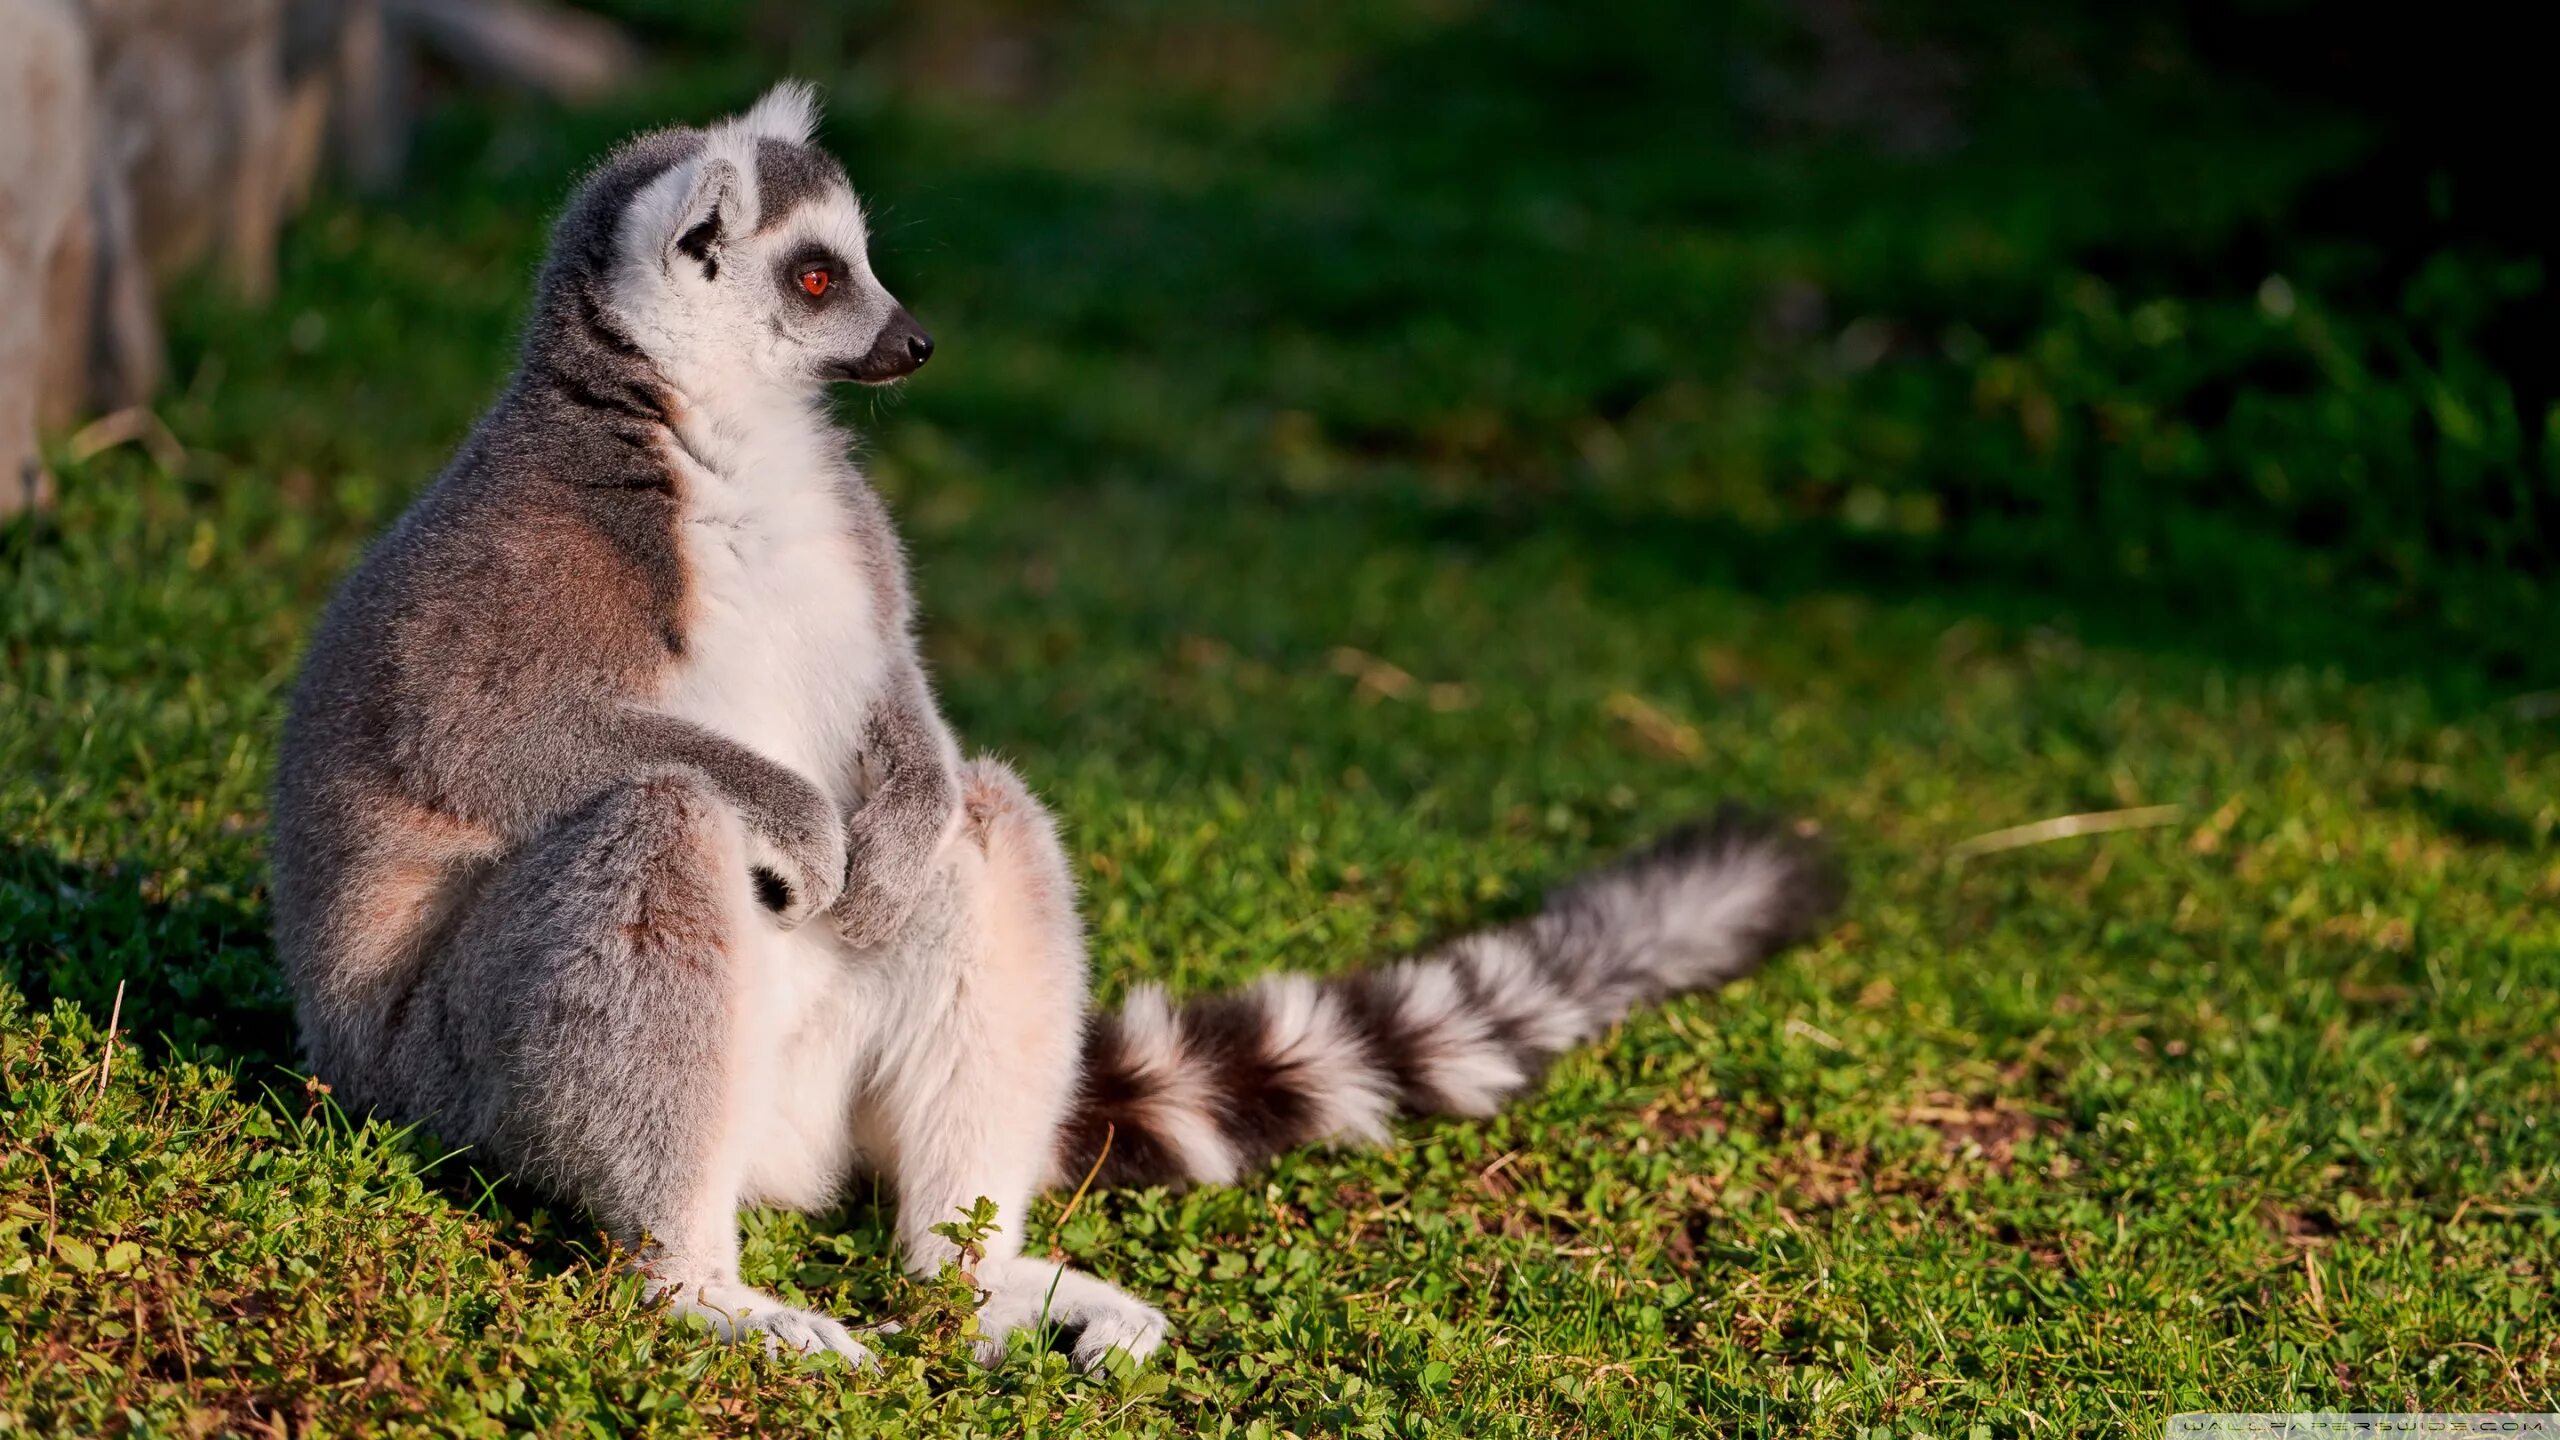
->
182, 0, 2560, 684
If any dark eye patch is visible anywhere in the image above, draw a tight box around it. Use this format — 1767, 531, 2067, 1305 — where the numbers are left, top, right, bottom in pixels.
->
776, 242, 845, 307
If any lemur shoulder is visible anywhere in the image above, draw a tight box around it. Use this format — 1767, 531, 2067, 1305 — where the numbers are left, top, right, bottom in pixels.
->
269, 82, 1844, 1371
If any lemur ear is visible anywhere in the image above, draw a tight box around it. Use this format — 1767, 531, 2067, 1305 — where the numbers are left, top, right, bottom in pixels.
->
665, 157, 742, 281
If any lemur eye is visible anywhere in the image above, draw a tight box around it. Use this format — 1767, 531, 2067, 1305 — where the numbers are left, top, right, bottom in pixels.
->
799, 268, 831, 298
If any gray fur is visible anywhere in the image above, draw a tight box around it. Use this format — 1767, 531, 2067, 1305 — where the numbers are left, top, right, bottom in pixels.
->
271, 123, 860, 1093
753, 137, 845, 233
271, 85, 1844, 1376
393, 771, 742, 1277
826, 660, 961, 946
271, 88, 1155, 1369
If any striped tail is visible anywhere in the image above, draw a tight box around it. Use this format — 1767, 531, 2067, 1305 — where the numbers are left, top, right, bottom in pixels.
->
1052, 808, 1843, 1190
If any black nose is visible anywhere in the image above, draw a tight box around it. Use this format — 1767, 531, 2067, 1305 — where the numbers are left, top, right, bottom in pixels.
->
828, 306, 937, 384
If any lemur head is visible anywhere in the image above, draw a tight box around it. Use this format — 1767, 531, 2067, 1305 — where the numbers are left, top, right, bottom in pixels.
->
600, 82, 931, 397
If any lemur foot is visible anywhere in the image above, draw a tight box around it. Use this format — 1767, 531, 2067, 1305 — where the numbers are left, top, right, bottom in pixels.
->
970, 1258, 1169, 1372
660, 1280, 875, 1369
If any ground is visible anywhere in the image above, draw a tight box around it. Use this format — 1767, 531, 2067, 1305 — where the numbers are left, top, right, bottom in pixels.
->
3, 1, 2556, 1434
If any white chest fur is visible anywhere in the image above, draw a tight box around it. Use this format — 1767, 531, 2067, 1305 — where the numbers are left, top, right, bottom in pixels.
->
655, 424, 890, 811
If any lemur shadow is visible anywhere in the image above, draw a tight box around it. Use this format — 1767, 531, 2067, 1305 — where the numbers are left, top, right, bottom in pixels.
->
0, 840, 293, 1066
0, 844, 576, 1260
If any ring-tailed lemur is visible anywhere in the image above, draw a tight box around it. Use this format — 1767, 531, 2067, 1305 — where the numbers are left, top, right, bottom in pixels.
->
268, 83, 1844, 1372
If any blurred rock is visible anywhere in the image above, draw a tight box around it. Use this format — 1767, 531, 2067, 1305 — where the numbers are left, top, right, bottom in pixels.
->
0, 0, 93, 517
389, 0, 638, 104
0, 0, 636, 518
1746, 0, 1965, 156
87, 0, 295, 299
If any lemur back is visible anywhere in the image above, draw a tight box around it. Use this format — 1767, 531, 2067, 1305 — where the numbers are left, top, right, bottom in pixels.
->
273, 91, 940, 1084
270, 83, 1843, 1375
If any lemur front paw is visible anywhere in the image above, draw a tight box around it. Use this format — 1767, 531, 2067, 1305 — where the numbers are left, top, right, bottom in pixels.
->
826, 769, 961, 948
825, 855, 932, 948
743, 779, 849, 929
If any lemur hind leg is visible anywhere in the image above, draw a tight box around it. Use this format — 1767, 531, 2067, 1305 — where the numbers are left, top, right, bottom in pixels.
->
857, 757, 1167, 1371
401, 770, 873, 1367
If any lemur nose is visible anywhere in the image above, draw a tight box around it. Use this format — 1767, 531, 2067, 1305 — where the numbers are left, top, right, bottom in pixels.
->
906, 332, 935, 367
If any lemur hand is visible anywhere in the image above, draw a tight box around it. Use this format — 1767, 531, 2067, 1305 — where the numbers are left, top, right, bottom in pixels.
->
741, 771, 849, 930
827, 760, 960, 949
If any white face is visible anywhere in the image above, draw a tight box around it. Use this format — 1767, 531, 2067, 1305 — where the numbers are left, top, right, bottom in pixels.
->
608, 85, 933, 400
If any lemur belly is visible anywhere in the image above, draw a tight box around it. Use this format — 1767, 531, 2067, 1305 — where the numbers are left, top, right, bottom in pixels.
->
656, 444, 887, 814
738, 842, 989, 1210
734, 924, 872, 1208
656, 442, 892, 1207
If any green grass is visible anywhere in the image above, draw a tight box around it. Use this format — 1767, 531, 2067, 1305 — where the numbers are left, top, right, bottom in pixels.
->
5, 0, 2557, 1433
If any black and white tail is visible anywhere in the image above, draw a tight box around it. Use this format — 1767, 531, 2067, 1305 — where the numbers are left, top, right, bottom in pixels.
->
1053, 808, 1843, 1189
